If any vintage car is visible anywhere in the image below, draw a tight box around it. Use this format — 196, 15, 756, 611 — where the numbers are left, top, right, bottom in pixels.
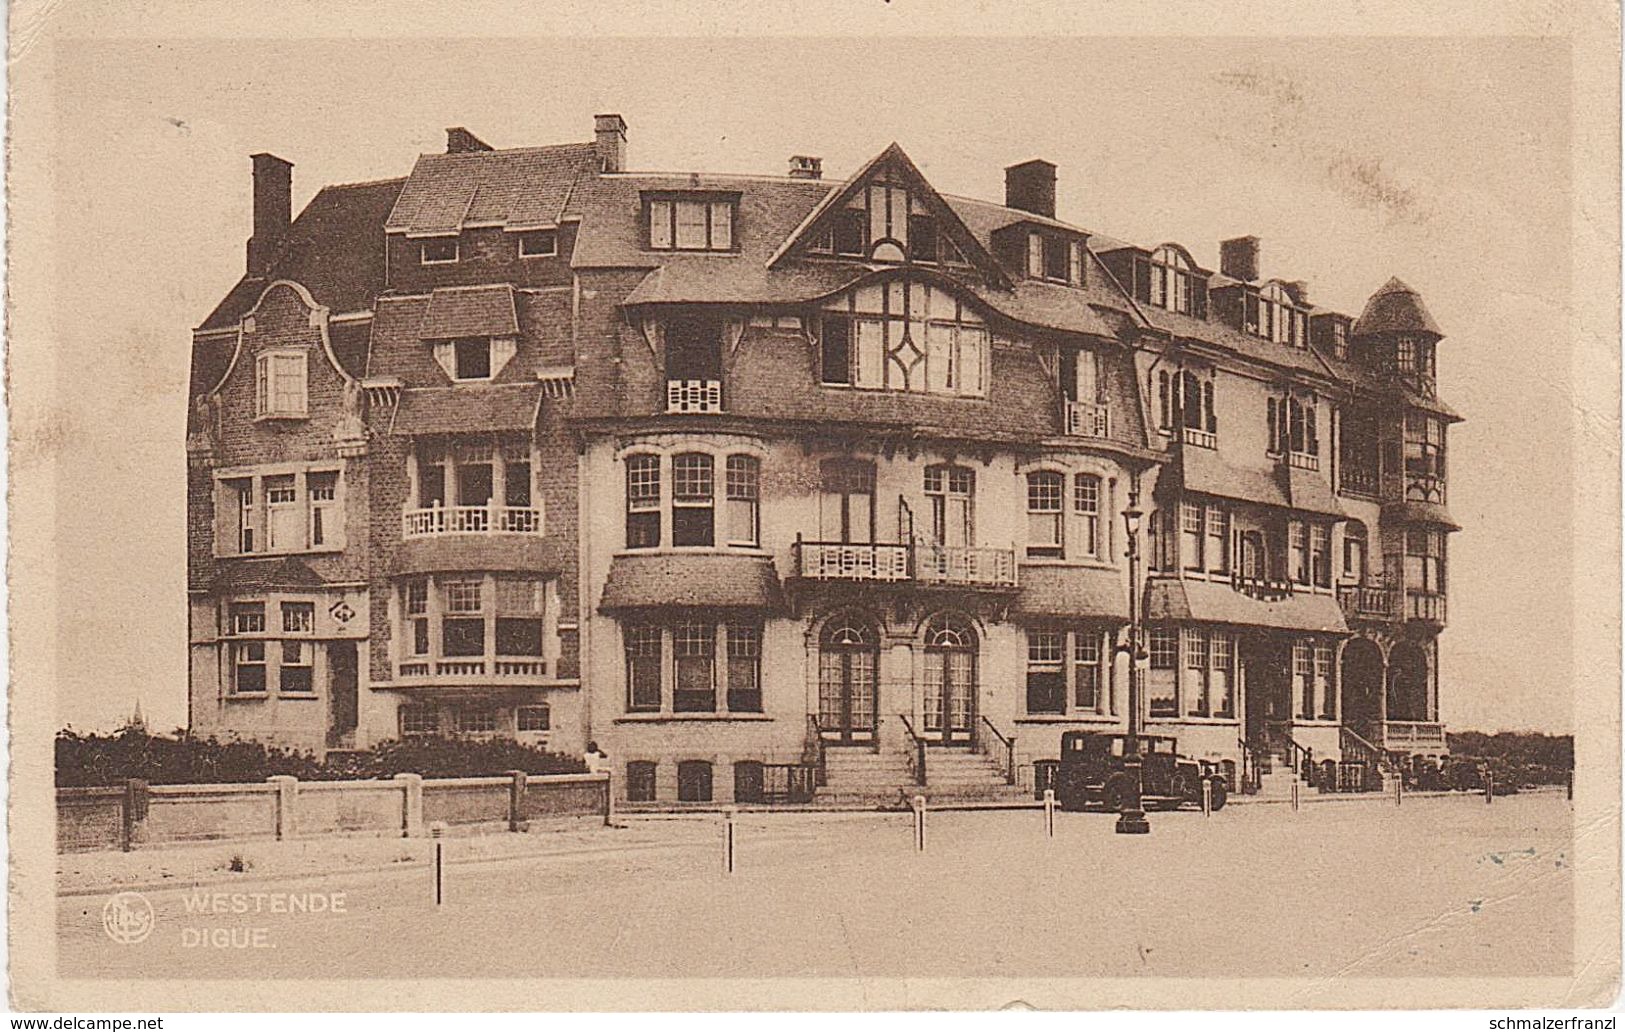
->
1053, 731, 1227, 813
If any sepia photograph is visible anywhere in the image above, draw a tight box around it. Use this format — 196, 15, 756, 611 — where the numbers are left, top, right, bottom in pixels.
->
7, 0, 1620, 1016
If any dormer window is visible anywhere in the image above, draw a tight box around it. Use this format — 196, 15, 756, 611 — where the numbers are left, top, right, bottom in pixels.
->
1332, 320, 1348, 359
1244, 282, 1308, 346
454, 338, 492, 380
517, 229, 557, 258
1027, 232, 1081, 285
420, 238, 459, 265
648, 195, 737, 252
430, 336, 517, 383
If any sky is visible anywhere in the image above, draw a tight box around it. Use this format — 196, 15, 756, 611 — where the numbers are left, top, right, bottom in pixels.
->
38, 35, 1575, 734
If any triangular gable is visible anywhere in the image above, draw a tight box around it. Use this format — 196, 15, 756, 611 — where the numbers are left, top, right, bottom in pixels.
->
767, 143, 1012, 290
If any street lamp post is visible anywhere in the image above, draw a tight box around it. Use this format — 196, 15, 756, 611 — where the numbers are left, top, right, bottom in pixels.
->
1116, 489, 1151, 835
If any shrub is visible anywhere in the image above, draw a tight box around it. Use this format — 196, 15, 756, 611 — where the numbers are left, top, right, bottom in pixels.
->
56, 727, 585, 786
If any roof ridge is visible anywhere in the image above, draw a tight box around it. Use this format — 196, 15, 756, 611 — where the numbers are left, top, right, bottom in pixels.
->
318, 175, 409, 191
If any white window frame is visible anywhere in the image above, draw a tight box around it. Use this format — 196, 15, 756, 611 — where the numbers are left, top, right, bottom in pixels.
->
420, 238, 460, 265
517, 229, 558, 258
255, 350, 308, 419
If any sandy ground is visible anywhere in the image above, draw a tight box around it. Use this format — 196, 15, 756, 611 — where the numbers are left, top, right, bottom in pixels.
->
57, 791, 1572, 980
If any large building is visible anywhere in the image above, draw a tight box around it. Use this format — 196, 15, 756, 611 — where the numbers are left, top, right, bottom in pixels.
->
186, 116, 1458, 803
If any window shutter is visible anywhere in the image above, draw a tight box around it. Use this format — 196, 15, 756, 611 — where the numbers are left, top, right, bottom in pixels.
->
1069, 242, 1082, 286
255, 354, 268, 417
1267, 398, 1277, 449
1204, 381, 1216, 432
293, 352, 308, 415
1027, 233, 1043, 278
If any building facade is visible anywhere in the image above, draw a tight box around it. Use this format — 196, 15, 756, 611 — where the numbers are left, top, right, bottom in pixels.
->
187, 116, 1458, 802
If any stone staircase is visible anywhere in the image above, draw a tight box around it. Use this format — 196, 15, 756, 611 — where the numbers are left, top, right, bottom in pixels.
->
817, 746, 1028, 806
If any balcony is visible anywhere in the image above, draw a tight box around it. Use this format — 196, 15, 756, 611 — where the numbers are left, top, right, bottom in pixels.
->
1181, 426, 1217, 450
666, 378, 723, 414
1282, 450, 1320, 472
402, 503, 544, 539
791, 539, 1017, 589
1338, 584, 1401, 622
1230, 570, 1295, 602
1339, 463, 1380, 497
1406, 590, 1447, 625
1064, 401, 1111, 439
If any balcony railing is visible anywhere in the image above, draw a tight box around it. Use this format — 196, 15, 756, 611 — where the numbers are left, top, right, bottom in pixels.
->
1405, 472, 1447, 505
666, 378, 723, 414
1339, 463, 1380, 497
402, 503, 545, 538
1284, 450, 1320, 472
1181, 426, 1217, 450
915, 545, 1018, 588
1406, 590, 1447, 624
1377, 720, 1447, 752
1065, 401, 1111, 439
1230, 570, 1295, 601
791, 539, 1017, 589
1338, 584, 1400, 621
397, 658, 551, 681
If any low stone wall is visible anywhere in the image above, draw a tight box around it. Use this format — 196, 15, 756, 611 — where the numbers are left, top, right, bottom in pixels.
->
57, 772, 610, 853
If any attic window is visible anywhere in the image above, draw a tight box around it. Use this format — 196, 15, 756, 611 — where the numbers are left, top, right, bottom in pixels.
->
454, 339, 492, 380
648, 196, 736, 252
1244, 282, 1308, 346
518, 230, 557, 258
1027, 232, 1080, 285
909, 215, 939, 263
420, 238, 460, 265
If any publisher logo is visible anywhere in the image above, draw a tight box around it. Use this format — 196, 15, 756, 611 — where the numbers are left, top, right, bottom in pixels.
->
102, 891, 155, 945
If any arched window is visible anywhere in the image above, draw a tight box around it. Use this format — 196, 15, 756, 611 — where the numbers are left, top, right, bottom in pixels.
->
1149, 246, 1197, 314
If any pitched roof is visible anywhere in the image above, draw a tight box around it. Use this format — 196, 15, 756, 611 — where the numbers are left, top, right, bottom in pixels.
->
1177, 446, 1345, 517
598, 553, 783, 612
1352, 277, 1443, 337
390, 384, 543, 436
211, 556, 328, 593
420, 285, 519, 339
1147, 579, 1349, 634
198, 177, 406, 330
1012, 565, 1128, 620
384, 144, 599, 235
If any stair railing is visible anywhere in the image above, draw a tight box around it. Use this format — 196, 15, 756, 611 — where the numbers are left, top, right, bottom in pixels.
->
1339, 724, 1391, 791
1236, 737, 1263, 794
1267, 723, 1315, 784
804, 714, 828, 788
978, 715, 1017, 785
898, 713, 927, 786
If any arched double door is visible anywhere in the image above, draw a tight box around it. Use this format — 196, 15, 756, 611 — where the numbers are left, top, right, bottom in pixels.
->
818, 614, 878, 745
921, 613, 978, 746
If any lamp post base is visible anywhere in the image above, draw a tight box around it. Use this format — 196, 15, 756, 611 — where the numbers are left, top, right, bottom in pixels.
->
1114, 809, 1151, 835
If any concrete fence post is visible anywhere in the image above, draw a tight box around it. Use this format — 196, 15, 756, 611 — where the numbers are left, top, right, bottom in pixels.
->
121, 779, 149, 853
603, 773, 614, 826
507, 770, 527, 832
267, 775, 299, 841
394, 773, 425, 838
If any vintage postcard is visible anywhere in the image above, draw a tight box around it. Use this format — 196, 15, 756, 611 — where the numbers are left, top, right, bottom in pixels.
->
8, 0, 1620, 1014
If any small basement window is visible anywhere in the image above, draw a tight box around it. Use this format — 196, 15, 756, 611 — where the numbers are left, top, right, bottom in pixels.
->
420, 238, 460, 265
518, 230, 558, 258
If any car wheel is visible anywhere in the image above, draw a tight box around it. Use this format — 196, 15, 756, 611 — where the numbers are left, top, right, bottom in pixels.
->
1208, 779, 1228, 811
1102, 774, 1132, 813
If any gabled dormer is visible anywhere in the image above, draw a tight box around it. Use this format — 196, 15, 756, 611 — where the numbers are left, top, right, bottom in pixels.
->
768, 143, 1011, 289
1098, 242, 1210, 317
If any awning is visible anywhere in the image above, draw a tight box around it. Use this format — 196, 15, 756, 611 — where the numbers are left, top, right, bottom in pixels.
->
1282, 465, 1347, 518
1012, 565, 1128, 620
1147, 578, 1349, 634
419, 285, 518, 339
1384, 499, 1462, 531
390, 385, 542, 436
599, 553, 782, 613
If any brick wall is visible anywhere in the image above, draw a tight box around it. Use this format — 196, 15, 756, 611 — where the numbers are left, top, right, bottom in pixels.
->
385, 223, 579, 295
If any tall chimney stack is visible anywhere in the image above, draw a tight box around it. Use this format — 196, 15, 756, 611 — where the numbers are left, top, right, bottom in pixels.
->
1005, 159, 1057, 219
1220, 236, 1260, 282
446, 127, 493, 154
247, 153, 293, 275
594, 113, 628, 173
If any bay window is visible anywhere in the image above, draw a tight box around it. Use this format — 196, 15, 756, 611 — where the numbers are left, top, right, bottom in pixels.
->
255, 350, 308, 419
625, 454, 662, 549
1311, 524, 1332, 587
1315, 644, 1336, 720
1180, 629, 1237, 718
671, 453, 715, 546
1289, 521, 1310, 585
1025, 631, 1066, 714
1181, 502, 1204, 571
1024, 628, 1109, 716
1074, 633, 1104, 710
622, 619, 767, 716
1294, 641, 1315, 719
217, 467, 345, 555
224, 599, 321, 697
1147, 628, 1178, 717
397, 574, 553, 675
1205, 505, 1229, 575
1073, 475, 1101, 558
725, 456, 760, 547
1406, 528, 1446, 594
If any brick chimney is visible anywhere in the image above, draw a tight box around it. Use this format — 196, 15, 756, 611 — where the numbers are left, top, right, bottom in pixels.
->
788, 155, 823, 180
594, 113, 627, 173
247, 153, 292, 275
1005, 159, 1057, 219
1220, 236, 1260, 282
446, 127, 493, 154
